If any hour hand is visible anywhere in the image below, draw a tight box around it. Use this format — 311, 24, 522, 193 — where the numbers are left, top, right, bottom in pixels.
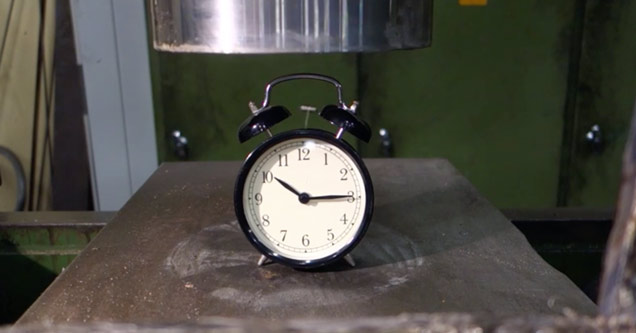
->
309, 194, 353, 200
274, 177, 301, 196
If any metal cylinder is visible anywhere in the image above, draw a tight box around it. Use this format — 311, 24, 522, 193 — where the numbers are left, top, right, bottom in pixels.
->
149, 0, 433, 54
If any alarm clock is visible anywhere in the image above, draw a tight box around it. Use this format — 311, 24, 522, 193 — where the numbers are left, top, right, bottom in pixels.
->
234, 73, 373, 269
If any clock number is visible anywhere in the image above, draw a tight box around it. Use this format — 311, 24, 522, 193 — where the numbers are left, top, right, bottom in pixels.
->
302, 234, 310, 247
340, 213, 348, 224
327, 229, 334, 241
278, 154, 288, 167
340, 168, 348, 181
347, 191, 355, 203
262, 214, 270, 226
262, 171, 273, 183
255, 193, 263, 205
280, 230, 287, 241
324, 153, 328, 165
297, 148, 310, 161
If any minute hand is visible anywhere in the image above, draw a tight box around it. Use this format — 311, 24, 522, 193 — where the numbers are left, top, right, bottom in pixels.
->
308, 194, 353, 200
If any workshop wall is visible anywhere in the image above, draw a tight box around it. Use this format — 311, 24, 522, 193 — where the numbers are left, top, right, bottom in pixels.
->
150, 0, 636, 209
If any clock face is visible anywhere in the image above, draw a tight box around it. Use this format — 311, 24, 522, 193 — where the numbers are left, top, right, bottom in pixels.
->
235, 130, 373, 268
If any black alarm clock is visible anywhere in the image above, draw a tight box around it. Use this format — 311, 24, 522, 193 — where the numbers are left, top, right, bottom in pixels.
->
234, 73, 373, 269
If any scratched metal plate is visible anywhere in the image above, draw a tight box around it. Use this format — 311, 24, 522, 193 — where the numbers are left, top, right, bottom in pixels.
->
17, 159, 595, 323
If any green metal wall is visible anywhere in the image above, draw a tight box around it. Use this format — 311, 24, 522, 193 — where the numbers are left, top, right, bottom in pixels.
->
150, 54, 359, 162
564, 1, 636, 207
149, 0, 636, 209
357, 1, 574, 208
0, 223, 101, 323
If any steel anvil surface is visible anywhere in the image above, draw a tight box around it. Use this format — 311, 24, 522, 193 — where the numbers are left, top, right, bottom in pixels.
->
18, 159, 596, 323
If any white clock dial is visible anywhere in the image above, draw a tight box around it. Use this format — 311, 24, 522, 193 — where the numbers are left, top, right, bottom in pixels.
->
242, 136, 368, 262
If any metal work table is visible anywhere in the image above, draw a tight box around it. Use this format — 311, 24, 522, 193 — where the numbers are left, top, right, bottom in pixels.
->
18, 159, 595, 324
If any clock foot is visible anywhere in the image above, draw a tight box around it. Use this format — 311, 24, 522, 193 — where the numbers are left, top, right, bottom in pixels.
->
257, 255, 272, 266
344, 254, 356, 267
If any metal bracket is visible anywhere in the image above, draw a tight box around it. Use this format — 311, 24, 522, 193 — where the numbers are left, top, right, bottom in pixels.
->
169, 130, 189, 160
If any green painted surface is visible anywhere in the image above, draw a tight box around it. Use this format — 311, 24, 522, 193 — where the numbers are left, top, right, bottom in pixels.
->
0, 227, 99, 270
567, 0, 636, 207
0, 226, 100, 323
358, 1, 575, 208
0, 254, 57, 324
151, 53, 359, 162
149, 1, 591, 208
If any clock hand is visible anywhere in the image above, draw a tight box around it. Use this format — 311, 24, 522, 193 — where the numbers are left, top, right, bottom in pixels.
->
274, 177, 352, 203
274, 177, 301, 196
274, 177, 315, 204
308, 194, 353, 200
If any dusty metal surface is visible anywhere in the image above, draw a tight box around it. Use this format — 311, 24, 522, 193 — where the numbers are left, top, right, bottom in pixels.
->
17, 159, 595, 324
6, 312, 636, 332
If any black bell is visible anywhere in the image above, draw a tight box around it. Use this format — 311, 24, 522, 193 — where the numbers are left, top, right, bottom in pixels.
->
319, 105, 371, 143
238, 105, 291, 143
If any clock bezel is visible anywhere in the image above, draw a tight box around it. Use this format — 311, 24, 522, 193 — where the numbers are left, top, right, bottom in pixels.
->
234, 129, 374, 269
